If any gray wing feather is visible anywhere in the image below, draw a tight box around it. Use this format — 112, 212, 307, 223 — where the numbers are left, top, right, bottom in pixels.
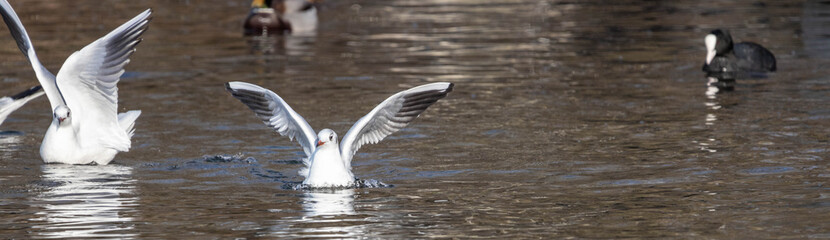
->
55, 9, 151, 151
0, 0, 64, 110
339, 82, 453, 168
225, 81, 318, 157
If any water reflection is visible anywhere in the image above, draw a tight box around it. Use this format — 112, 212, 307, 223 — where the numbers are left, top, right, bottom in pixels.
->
302, 189, 356, 216
695, 77, 724, 153
0, 133, 24, 158
802, 0, 830, 58
31, 164, 139, 239
247, 35, 316, 56
265, 189, 368, 238
284, 35, 316, 57
704, 77, 724, 126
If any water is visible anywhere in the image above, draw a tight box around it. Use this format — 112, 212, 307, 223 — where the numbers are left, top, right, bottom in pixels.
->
0, 0, 829, 238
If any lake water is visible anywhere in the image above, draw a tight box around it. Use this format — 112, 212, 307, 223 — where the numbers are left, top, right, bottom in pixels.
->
0, 0, 829, 238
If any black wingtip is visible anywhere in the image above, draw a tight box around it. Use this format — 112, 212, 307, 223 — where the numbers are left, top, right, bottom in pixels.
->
224, 82, 233, 92
446, 82, 455, 93
10, 85, 42, 100
0, 2, 32, 59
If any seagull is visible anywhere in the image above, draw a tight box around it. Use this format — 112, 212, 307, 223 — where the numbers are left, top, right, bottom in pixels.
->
0, 85, 44, 127
0, 1, 151, 164
226, 82, 453, 188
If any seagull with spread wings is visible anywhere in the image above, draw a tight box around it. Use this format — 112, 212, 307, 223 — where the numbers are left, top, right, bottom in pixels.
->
226, 82, 453, 188
0, 1, 151, 164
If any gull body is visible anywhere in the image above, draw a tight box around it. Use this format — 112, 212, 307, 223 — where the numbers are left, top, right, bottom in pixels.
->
0, 85, 43, 127
226, 82, 453, 188
304, 129, 354, 187
0, 1, 150, 164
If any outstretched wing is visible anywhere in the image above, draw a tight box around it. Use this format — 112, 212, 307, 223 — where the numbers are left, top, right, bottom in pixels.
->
0, 85, 44, 126
0, 0, 64, 110
225, 81, 318, 157
55, 9, 151, 151
340, 82, 453, 167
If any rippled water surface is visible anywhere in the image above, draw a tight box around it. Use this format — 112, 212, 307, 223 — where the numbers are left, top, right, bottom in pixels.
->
0, 0, 829, 238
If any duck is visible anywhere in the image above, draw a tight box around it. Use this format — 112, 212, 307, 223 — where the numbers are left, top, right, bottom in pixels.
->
702, 29, 776, 79
0, 85, 43, 127
244, 0, 318, 36
0, 0, 151, 164
226, 82, 453, 188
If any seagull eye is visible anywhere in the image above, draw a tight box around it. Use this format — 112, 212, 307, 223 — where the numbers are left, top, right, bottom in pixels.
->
329, 135, 333, 141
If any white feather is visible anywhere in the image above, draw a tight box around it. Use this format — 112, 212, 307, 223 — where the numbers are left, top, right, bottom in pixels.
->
225, 81, 318, 157
0, 2, 151, 164
228, 82, 453, 188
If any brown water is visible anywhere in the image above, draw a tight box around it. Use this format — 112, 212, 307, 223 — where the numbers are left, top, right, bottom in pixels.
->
0, 0, 828, 238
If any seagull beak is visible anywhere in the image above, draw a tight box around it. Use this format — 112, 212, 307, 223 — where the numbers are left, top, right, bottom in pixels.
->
316, 140, 324, 146
58, 117, 65, 123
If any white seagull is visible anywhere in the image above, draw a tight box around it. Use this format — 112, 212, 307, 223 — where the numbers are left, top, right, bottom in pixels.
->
0, 85, 44, 127
226, 82, 453, 188
0, 1, 151, 164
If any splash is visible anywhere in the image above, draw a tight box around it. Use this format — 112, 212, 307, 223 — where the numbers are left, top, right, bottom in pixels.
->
287, 178, 393, 190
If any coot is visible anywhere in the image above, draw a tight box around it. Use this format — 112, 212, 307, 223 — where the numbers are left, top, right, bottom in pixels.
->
702, 29, 776, 78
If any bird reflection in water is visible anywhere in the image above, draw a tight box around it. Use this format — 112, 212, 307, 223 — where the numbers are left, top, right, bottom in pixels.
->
302, 189, 356, 216
247, 31, 317, 57
31, 164, 138, 239
696, 77, 728, 153
299, 189, 367, 238
0, 133, 23, 158
266, 189, 367, 238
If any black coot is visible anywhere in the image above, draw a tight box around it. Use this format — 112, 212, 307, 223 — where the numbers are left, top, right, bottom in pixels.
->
702, 29, 776, 79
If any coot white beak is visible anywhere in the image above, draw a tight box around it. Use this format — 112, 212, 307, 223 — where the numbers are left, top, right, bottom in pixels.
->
705, 34, 717, 64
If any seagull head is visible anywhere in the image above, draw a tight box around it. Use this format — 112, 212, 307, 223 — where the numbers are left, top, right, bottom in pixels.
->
316, 129, 337, 147
53, 106, 71, 125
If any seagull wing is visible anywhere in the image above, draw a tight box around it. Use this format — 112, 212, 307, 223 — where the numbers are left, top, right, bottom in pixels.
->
55, 9, 151, 151
340, 82, 453, 168
0, 85, 44, 126
225, 81, 318, 157
0, 0, 64, 110
0, 97, 11, 124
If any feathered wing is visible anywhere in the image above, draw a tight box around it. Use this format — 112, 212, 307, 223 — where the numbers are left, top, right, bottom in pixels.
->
0, 97, 11, 125
340, 82, 453, 168
733, 42, 776, 72
225, 81, 318, 157
54, 9, 152, 151
118, 110, 142, 138
0, 0, 64, 110
0, 85, 44, 126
